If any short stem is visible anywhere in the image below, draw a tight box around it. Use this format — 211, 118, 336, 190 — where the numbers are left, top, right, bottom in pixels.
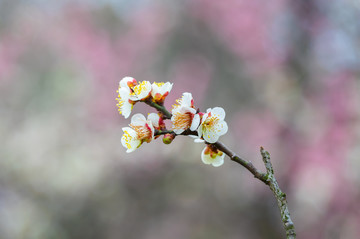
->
143, 99, 172, 119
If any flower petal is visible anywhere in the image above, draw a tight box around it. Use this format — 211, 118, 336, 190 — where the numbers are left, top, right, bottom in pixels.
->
146, 120, 155, 140
202, 128, 220, 143
213, 121, 228, 136
190, 113, 200, 131
121, 101, 134, 119
163, 82, 173, 93
182, 92, 193, 107
201, 112, 209, 124
131, 113, 147, 126
173, 129, 182, 134
211, 154, 225, 167
131, 81, 151, 100
197, 124, 203, 138
211, 107, 226, 120
121, 127, 141, 153
120, 76, 137, 89
201, 147, 213, 165
118, 87, 131, 100
148, 113, 160, 128
201, 146, 225, 167
194, 138, 205, 143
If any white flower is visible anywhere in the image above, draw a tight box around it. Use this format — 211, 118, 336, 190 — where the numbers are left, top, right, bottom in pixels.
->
171, 92, 200, 134
116, 77, 138, 118
120, 76, 137, 89
147, 113, 164, 130
129, 81, 152, 101
172, 92, 194, 110
116, 77, 152, 118
201, 145, 225, 167
121, 113, 155, 153
151, 82, 173, 103
197, 107, 228, 143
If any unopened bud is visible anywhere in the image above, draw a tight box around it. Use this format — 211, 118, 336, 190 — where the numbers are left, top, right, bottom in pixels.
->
163, 133, 175, 144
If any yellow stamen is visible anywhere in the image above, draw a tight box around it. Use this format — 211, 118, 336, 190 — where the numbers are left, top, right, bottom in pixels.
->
154, 82, 164, 87
132, 81, 149, 96
130, 124, 152, 140
123, 130, 133, 149
172, 112, 192, 131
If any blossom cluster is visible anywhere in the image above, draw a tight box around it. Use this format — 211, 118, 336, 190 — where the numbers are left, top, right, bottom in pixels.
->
116, 77, 228, 167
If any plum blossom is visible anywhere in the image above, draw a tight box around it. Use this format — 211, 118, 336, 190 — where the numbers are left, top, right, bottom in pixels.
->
147, 113, 162, 129
121, 113, 155, 153
151, 82, 173, 103
116, 77, 152, 118
129, 80, 152, 101
201, 144, 225, 167
116, 77, 137, 118
147, 113, 166, 139
171, 92, 200, 134
198, 107, 228, 143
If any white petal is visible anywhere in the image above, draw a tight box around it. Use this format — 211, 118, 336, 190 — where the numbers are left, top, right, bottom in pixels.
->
178, 106, 196, 115
213, 121, 228, 136
132, 81, 151, 100
146, 120, 155, 140
203, 128, 220, 143
171, 106, 180, 116
164, 82, 173, 93
211, 154, 225, 167
120, 76, 136, 88
194, 138, 205, 143
131, 113, 147, 126
181, 92, 193, 107
147, 113, 160, 128
201, 112, 209, 124
150, 83, 160, 97
118, 87, 131, 100
197, 125, 203, 138
189, 135, 205, 142
201, 147, 213, 165
211, 107, 226, 120
122, 101, 133, 119
121, 127, 141, 153
173, 128, 185, 134
190, 114, 200, 131
201, 147, 225, 167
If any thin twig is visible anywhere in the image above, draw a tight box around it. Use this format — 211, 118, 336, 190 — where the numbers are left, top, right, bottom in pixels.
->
213, 141, 268, 183
150, 100, 296, 238
143, 99, 172, 119
260, 147, 296, 239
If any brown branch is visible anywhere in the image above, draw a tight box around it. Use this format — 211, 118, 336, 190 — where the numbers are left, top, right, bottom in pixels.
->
214, 141, 268, 183
148, 100, 296, 238
143, 99, 172, 119
260, 147, 296, 238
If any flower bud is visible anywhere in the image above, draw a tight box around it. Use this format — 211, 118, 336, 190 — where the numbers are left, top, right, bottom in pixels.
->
163, 133, 175, 144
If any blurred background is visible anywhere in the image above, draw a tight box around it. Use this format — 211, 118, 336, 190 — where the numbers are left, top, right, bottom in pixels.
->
1, 0, 360, 238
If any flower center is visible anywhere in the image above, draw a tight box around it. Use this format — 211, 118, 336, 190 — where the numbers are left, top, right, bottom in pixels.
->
204, 116, 219, 128
130, 124, 152, 140
173, 112, 193, 130
132, 81, 148, 96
